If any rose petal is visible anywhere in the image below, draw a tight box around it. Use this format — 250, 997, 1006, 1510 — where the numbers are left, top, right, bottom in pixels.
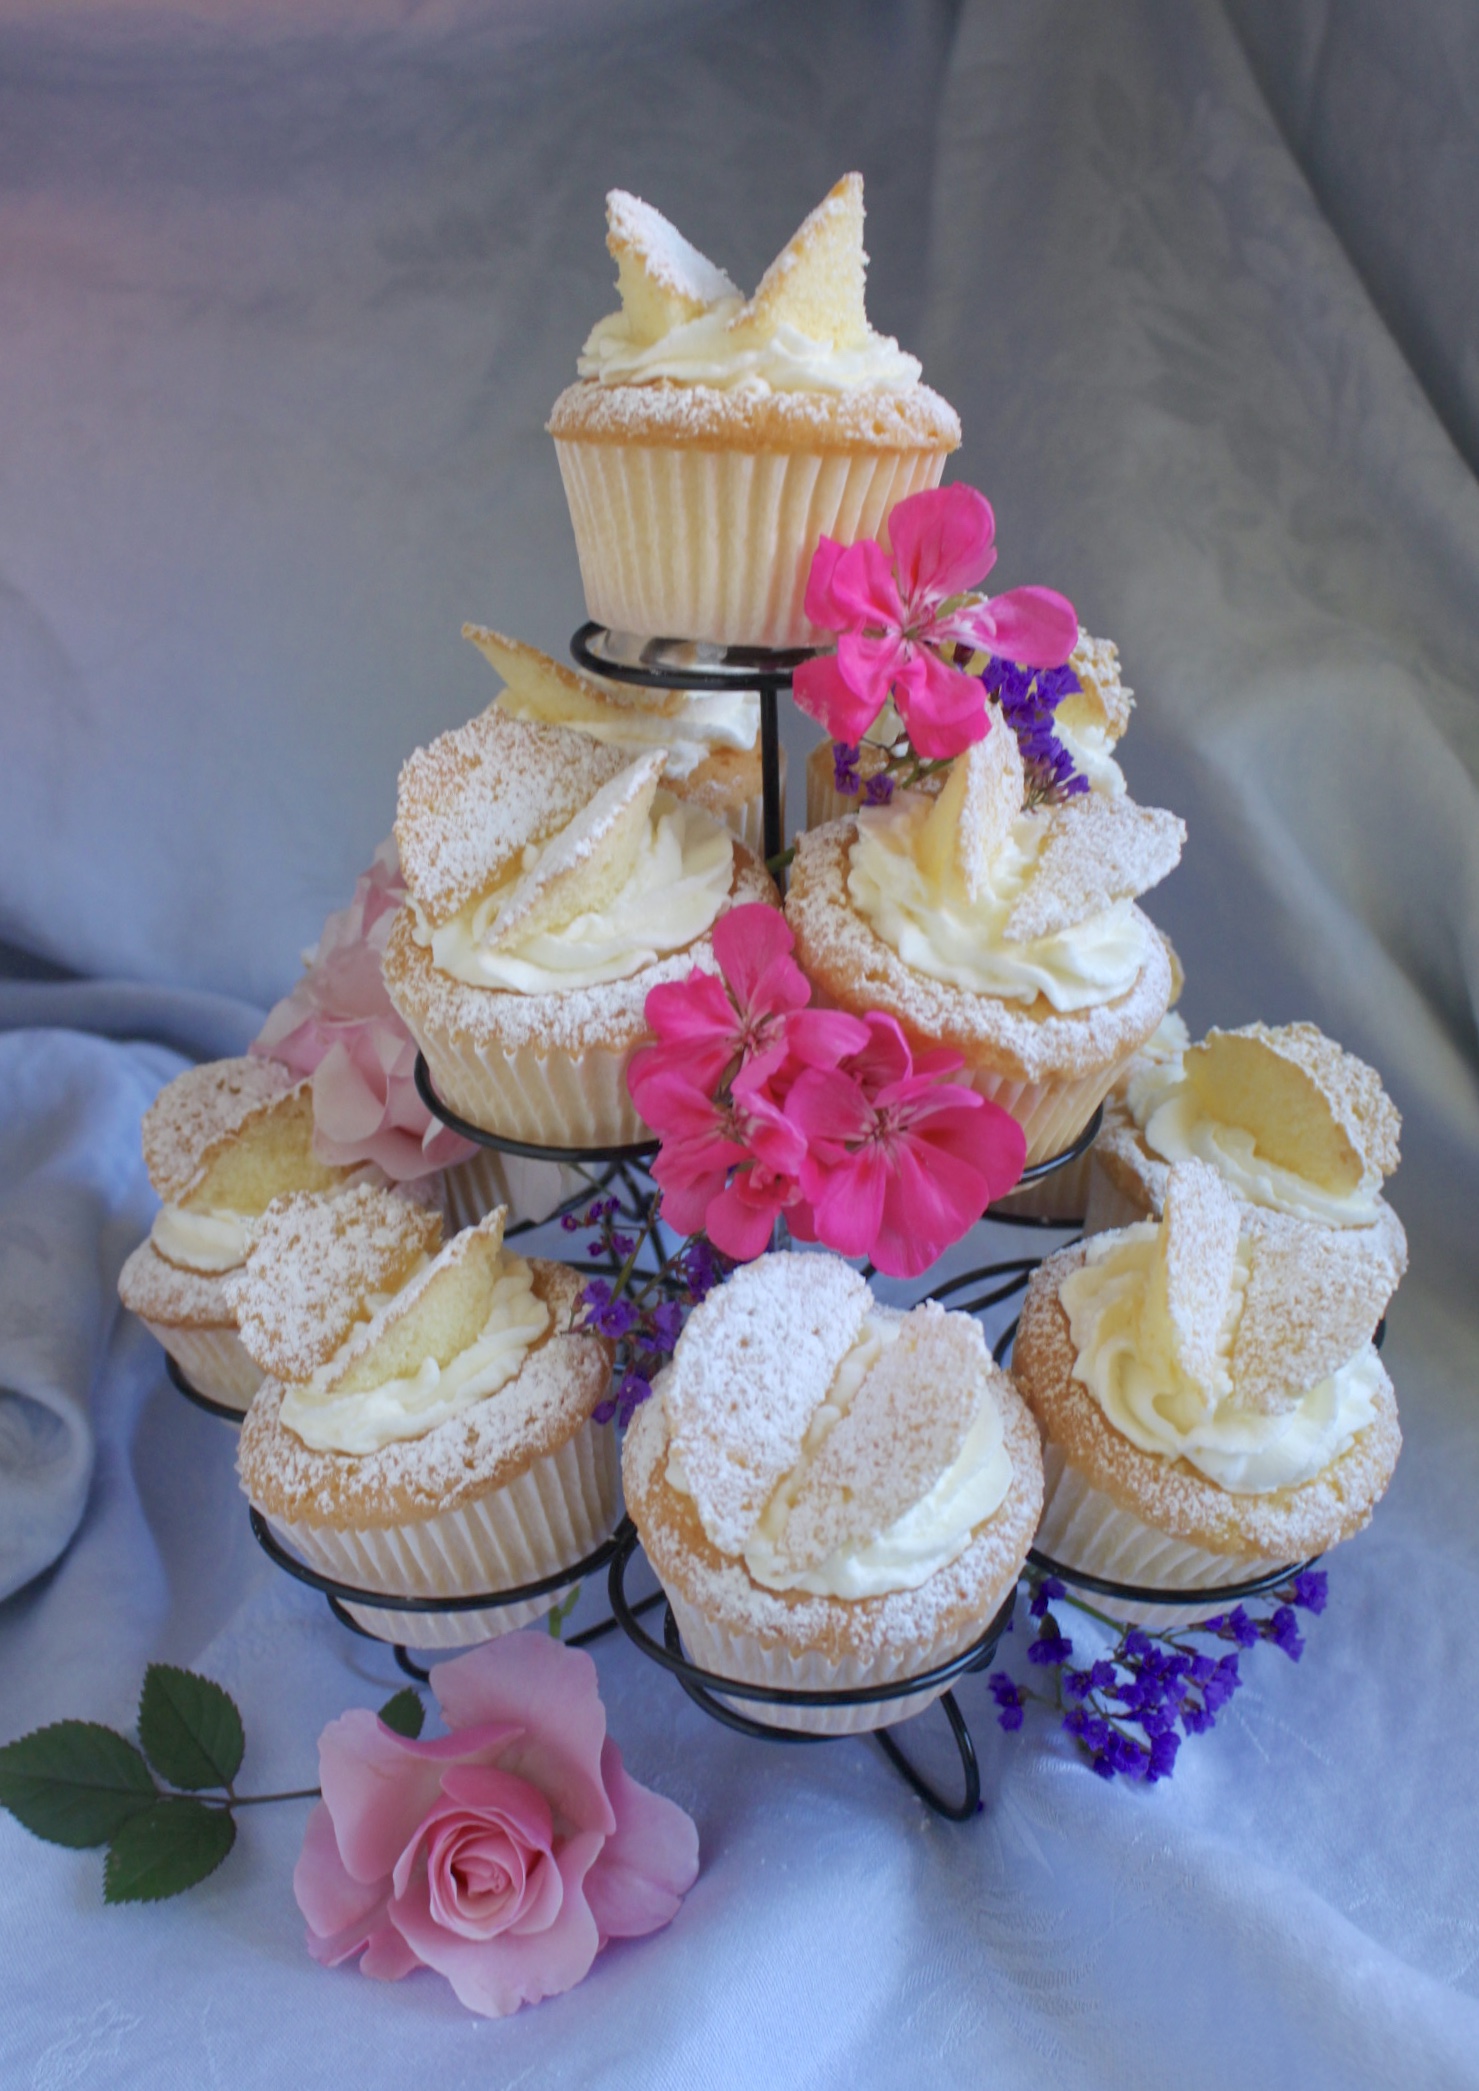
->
391, 1832, 604, 2019
295, 1801, 421, 1980
583, 1738, 699, 1945
429, 1636, 615, 1843
318, 1709, 524, 1885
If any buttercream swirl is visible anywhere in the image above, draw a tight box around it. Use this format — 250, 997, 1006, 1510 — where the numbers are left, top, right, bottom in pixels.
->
578, 298, 923, 396
1128, 1052, 1382, 1228
1055, 715, 1126, 798
497, 683, 758, 780
667, 1312, 1013, 1598
150, 1204, 254, 1275
278, 1255, 549, 1455
847, 793, 1148, 1012
422, 793, 734, 995
1060, 1227, 1379, 1492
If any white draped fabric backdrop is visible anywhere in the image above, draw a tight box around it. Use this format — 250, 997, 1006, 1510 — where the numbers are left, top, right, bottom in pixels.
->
1, 3, 1477, 2084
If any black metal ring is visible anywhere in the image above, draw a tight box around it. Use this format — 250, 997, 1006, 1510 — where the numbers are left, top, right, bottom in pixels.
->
608, 1520, 1014, 1711
1025, 1546, 1319, 1609
248, 1505, 621, 1613
570, 621, 814, 691
1001, 1103, 1102, 1192
164, 1349, 249, 1425
415, 1054, 658, 1163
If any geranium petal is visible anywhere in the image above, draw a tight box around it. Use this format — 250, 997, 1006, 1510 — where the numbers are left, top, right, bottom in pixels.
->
837, 628, 910, 715
712, 904, 798, 1013
583, 1737, 699, 1946
886, 483, 997, 607
706, 1178, 783, 1261
792, 651, 885, 744
895, 649, 990, 761
809, 1144, 888, 1260
801, 534, 847, 628
979, 585, 1079, 669
823, 535, 903, 630
871, 1135, 995, 1278
785, 1067, 876, 1147
785, 1008, 872, 1069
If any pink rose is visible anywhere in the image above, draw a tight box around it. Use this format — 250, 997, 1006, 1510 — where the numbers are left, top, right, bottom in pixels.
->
252, 838, 474, 1181
294, 1633, 700, 2018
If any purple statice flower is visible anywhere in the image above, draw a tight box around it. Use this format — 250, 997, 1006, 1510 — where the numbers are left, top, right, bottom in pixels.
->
988, 1673, 1026, 1732
862, 771, 894, 806
1028, 1576, 1066, 1620
649, 1298, 685, 1352
1290, 1570, 1328, 1615
1225, 1607, 1260, 1651
980, 654, 1089, 809
1263, 1606, 1305, 1662
1028, 1618, 1073, 1666
832, 741, 863, 797
594, 1371, 653, 1428
1146, 1730, 1180, 1782
680, 1238, 725, 1304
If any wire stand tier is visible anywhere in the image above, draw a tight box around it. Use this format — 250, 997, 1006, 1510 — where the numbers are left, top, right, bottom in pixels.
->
164, 1350, 252, 1425
607, 1521, 1013, 1822
571, 622, 813, 869
1023, 1547, 1320, 1615
414, 1052, 657, 1166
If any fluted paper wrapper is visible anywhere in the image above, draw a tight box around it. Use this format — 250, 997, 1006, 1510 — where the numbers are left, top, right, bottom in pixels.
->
554, 439, 947, 649
1037, 1447, 1291, 1632
664, 1589, 975, 1737
266, 1420, 621, 1648
147, 1322, 261, 1412
965, 1055, 1138, 1173
417, 1020, 649, 1150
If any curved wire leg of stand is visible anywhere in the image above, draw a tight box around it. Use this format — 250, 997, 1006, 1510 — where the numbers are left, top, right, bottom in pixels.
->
567, 1590, 665, 1649
325, 1593, 433, 1682
871, 1692, 981, 1821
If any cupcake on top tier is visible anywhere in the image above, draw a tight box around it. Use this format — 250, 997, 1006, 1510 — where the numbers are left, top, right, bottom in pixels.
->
1012, 1158, 1403, 1627
549, 176, 960, 648
117, 1057, 364, 1410
462, 625, 769, 855
236, 1188, 616, 1645
1087, 1018, 1406, 1254
804, 624, 1136, 831
382, 706, 777, 1146
786, 708, 1184, 1166
622, 1252, 1043, 1735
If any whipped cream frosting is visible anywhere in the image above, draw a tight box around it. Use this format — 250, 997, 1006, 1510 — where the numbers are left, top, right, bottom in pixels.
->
150, 1203, 254, 1275
498, 682, 759, 781
1060, 1227, 1379, 1492
279, 1255, 549, 1455
1126, 1048, 1382, 1228
1055, 715, 1126, 798
667, 1311, 1013, 1598
848, 793, 1148, 1012
578, 298, 922, 396
422, 792, 734, 995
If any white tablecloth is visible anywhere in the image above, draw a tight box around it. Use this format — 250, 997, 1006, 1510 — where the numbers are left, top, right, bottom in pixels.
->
3, 3, 1478, 2084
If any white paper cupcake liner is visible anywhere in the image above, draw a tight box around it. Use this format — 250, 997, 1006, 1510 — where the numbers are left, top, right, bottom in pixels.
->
440, 1147, 584, 1233
965, 1061, 1127, 1173
265, 1418, 622, 1648
146, 1321, 261, 1412
554, 439, 948, 649
1035, 1446, 1291, 1632
418, 1021, 649, 1150
663, 1589, 981, 1737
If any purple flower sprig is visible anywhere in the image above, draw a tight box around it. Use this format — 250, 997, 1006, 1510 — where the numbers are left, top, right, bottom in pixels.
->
987, 1568, 1330, 1783
561, 1197, 731, 1427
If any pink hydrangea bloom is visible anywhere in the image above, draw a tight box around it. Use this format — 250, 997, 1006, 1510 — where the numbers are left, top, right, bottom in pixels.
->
294, 1633, 699, 2020
252, 839, 474, 1181
786, 1013, 1027, 1278
793, 483, 1078, 760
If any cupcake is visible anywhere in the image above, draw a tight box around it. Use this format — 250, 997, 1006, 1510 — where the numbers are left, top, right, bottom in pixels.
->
548, 176, 960, 649
786, 713, 1184, 1166
236, 1192, 617, 1646
1012, 1159, 1403, 1628
252, 836, 579, 1232
1085, 1019, 1406, 1257
462, 624, 771, 855
117, 1057, 359, 1410
803, 626, 1135, 831
383, 705, 777, 1147
622, 1251, 1043, 1735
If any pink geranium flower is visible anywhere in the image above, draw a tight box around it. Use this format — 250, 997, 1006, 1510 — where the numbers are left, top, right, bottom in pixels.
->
253, 839, 474, 1181
793, 483, 1078, 761
294, 1633, 698, 2020
640, 903, 812, 1093
787, 1013, 1026, 1278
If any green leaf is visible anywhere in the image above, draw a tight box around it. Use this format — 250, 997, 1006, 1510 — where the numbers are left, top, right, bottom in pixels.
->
104, 1798, 236, 1903
0, 1723, 157, 1848
137, 1666, 245, 1792
376, 1689, 424, 1740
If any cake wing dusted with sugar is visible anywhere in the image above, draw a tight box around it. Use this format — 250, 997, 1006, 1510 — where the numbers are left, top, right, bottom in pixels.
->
1184, 1022, 1401, 1199
917, 724, 1024, 900
319, 1207, 512, 1397
1061, 630, 1134, 742
767, 1304, 988, 1574
1152, 1162, 1242, 1397
142, 1056, 296, 1203
463, 625, 684, 723
395, 708, 633, 930
227, 1185, 443, 1382
1230, 1206, 1401, 1416
486, 751, 667, 949
727, 173, 870, 352
662, 1252, 870, 1557
606, 189, 738, 345
1005, 795, 1185, 943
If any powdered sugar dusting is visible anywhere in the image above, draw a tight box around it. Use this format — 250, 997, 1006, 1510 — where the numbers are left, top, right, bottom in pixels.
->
607, 189, 736, 306
1232, 1204, 1403, 1416
1004, 796, 1185, 944
1160, 1161, 1242, 1393
142, 1057, 295, 1203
